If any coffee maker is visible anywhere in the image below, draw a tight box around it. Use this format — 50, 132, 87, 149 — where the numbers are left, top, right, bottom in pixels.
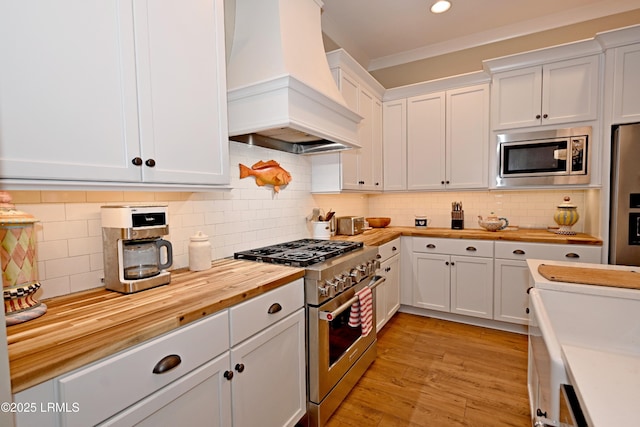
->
101, 205, 173, 293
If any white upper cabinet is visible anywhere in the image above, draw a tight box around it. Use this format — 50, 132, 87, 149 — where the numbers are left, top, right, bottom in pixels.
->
406, 84, 489, 190
382, 99, 407, 191
490, 55, 600, 130
608, 41, 640, 124
311, 49, 384, 193
0, 0, 229, 188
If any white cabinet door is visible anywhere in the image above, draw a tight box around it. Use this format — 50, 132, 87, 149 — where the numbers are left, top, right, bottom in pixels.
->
612, 43, 640, 124
230, 309, 306, 427
382, 99, 407, 191
376, 254, 400, 332
446, 84, 489, 189
134, 0, 229, 185
491, 66, 543, 130
450, 255, 493, 319
99, 354, 232, 427
493, 259, 530, 325
0, 0, 229, 186
491, 56, 599, 130
407, 92, 446, 190
355, 88, 382, 191
0, 0, 141, 183
338, 71, 361, 190
542, 56, 599, 127
412, 252, 450, 312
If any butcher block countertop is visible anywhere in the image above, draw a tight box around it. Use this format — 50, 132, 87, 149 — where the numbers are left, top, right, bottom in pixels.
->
6, 258, 304, 393
331, 226, 602, 247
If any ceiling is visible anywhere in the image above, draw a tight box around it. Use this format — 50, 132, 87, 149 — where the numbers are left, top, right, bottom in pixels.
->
320, 0, 640, 71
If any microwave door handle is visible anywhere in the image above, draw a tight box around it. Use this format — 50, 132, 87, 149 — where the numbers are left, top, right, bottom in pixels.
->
318, 275, 386, 321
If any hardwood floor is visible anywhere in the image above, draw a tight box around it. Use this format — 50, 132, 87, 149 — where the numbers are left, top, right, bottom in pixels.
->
326, 313, 531, 427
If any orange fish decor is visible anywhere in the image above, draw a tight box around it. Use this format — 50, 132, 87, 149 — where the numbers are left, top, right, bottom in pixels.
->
239, 160, 292, 193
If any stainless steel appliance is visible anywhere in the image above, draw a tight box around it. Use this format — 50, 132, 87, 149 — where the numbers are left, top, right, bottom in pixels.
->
234, 239, 383, 427
101, 205, 173, 293
496, 126, 591, 187
336, 216, 365, 236
610, 123, 640, 267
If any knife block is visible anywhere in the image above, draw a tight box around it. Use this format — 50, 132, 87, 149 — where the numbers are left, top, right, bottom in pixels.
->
451, 210, 464, 230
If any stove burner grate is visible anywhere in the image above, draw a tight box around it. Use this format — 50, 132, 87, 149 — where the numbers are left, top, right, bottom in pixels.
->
234, 239, 363, 267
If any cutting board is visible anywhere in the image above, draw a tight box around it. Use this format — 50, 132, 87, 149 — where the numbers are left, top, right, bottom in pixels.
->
538, 264, 640, 290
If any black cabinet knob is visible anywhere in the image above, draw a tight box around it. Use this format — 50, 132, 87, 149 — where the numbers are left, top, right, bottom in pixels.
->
535, 114, 541, 119
224, 370, 234, 380
145, 158, 156, 167
131, 157, 143, 166
235, 363, 245, 373
542, 114, 548, 119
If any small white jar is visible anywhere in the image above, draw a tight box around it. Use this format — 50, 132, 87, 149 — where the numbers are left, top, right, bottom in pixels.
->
189, 231, 211, 271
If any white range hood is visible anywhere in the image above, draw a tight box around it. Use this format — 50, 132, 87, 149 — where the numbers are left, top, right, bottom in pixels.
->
226, 0, 362, 154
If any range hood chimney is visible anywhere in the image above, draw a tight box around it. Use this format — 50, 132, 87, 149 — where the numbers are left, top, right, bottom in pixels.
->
226, 0, 362, 155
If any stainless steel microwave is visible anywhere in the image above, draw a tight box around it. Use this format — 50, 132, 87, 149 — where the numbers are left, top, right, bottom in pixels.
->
496, 126, 591, 187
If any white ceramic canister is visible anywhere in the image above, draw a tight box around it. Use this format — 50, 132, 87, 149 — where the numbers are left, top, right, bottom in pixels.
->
189, 231, 211, 271
311, 221, 332, 240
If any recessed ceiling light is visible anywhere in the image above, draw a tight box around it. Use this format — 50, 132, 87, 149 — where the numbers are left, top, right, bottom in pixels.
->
430, 0, 451, 14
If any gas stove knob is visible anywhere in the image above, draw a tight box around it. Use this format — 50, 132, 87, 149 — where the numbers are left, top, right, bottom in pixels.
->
333, 278, 345, 292
344, 276, 353, 288
350, 268, 363, 283
318, 284, 329, 297
327, 282, 337, 298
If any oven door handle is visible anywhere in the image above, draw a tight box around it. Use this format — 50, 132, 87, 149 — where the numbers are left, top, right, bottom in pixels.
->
319, 275, 385, 321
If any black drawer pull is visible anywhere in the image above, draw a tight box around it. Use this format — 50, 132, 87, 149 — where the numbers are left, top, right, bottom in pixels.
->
426, 244, 436, 249
466, 246, 477, 252
392, 246, 397, 251
235, 363, 245, 373
268, 303, 282, 314
513, 249, 525, 255
152, 354, 182, 374
565, 253, 580, 258
224, 370, 234, 380
527, 286, 533, 294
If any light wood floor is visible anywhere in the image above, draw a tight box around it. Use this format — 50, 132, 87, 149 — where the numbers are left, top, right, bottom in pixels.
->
326, 313, 531, 427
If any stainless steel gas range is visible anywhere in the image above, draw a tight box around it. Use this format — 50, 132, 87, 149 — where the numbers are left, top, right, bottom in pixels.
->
235, 239, 383, 427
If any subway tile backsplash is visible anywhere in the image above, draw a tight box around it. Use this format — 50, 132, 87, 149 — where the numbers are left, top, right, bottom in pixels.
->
8, 141, 597, 299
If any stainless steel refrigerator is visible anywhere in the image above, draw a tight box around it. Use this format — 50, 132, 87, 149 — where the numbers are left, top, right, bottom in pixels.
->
609, 123, 640, 266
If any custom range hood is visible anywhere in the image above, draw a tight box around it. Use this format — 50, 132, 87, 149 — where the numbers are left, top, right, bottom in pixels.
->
226, 0, 362, 155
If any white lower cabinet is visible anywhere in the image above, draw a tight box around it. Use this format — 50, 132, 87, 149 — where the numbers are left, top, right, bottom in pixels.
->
375, 238, 401, 332
494, 241, 602, 325
13, 279, 306, 427
412, 238, 494, 319
229, 309, 306, 427
100, 353, 232, 427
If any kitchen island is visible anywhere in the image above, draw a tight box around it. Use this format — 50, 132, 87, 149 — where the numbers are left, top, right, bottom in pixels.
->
527, 259, 640, 426
6, 258, 304, 394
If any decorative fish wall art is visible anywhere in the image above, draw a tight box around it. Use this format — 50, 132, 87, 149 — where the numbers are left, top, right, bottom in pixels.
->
239, 160, 292, 193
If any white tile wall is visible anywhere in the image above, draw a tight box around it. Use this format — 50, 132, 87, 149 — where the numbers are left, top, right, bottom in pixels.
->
8, 141, 598, 299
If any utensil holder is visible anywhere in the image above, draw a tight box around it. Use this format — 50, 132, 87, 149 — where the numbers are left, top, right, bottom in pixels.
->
451, 210, 464, 230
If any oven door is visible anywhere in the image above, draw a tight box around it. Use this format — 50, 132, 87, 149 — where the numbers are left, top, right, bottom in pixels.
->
307, 275, 384, 404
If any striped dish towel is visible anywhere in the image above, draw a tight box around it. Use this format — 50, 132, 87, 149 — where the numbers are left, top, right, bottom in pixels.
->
347, 287, 373, 336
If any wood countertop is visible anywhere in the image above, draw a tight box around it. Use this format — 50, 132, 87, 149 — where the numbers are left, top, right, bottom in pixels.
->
331, 226, 602, 247
6, 258, 304, 394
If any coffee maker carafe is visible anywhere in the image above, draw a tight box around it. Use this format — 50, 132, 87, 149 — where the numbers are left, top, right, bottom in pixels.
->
101, 205, 173, 293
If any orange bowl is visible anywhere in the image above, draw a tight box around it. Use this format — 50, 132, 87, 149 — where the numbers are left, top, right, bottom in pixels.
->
366, 217, 391, 228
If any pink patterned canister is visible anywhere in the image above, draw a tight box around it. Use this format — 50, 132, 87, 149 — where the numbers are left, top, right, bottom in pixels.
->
0, 192, 46, 325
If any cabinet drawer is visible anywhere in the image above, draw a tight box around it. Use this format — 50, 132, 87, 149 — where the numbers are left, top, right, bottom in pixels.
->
412, 237, 493, 257
58, 311, 229, 427
230, 278, 304, 346
378, 238, 401, 262
495, 241, 601, 263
